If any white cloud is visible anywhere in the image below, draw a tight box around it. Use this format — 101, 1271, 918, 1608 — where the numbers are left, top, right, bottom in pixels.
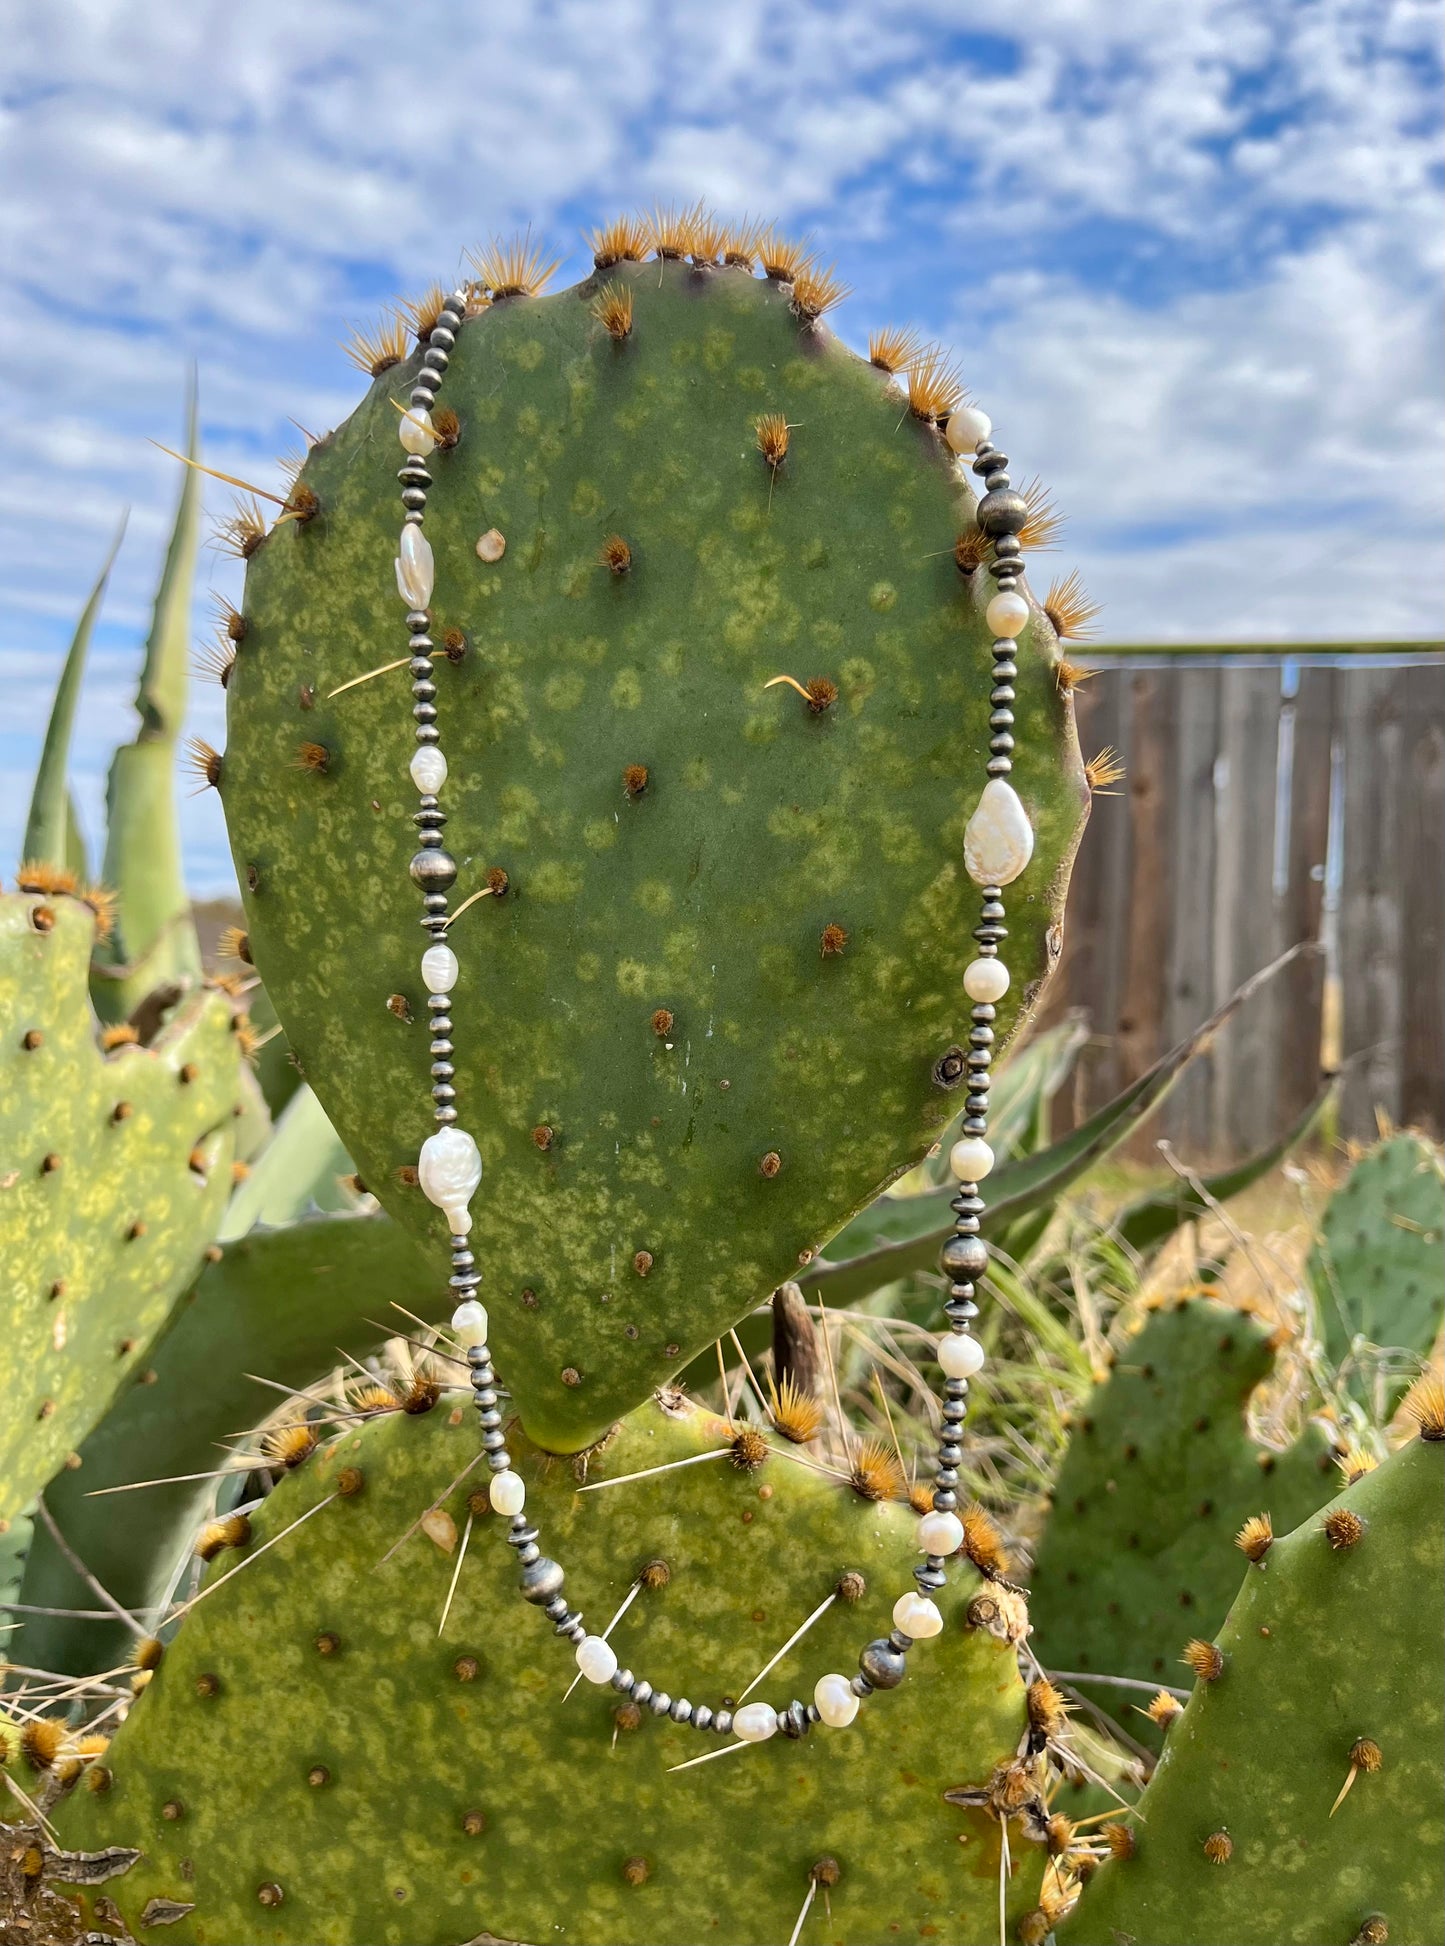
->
0, 0, 1439, 892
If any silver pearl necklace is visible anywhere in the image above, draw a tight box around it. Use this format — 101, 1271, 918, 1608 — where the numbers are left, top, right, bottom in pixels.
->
396, 282, 1035, 1750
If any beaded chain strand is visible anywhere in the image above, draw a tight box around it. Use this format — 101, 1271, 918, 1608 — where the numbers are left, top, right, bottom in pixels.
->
396, 285, 1036, 1749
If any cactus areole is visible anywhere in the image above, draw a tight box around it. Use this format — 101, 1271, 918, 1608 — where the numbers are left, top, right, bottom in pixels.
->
222, 237, 1090, 1454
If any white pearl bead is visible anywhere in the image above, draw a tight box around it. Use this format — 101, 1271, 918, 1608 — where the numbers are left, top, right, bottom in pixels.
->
964, 778, 1035, 888
986, 591, 1030, 638
489, 1469, 525, 1516
418, 1126, 482, 1235
813, 1673, 859, 1728
949, 1136, 995, 1182
918, 1509, 965, 1557
451, 1298, 489, 1347
937, 1332, 986, 1379
396, 522, 435, 608
421, 944, 459, 994
410, 745, 447, 794
733, 1702, 779, 1743
575, 1635, 619, 1685
946, 404, 991, 455
892, 1592, 944, 1639
399, 406, 436, 456
963, 957, 1010, 1003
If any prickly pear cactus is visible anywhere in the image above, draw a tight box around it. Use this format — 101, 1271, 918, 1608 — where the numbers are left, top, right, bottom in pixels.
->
0, 887, 237, 1523
1311, 1131, 1444, 1400
1062, 1403, 1445, 1945
220, 247, 1090, 1450
57, 1395, 1044, 1945
1029, 1299, 1337, 1721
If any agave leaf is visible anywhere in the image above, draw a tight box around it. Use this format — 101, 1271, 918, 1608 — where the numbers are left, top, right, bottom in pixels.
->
801, 947, 1312, 1308
21, 512, 127, 869
91, 378, 203, 1023
1112, 1080, 1336, 1260
218, 1084, 359, 1241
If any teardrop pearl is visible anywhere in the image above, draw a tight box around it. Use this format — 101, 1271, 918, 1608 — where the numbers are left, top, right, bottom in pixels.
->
418, 1126, 482, 1234
489, 1470, 526, 1517
421, 944, 459, 993
814, 1673, 860, 1727
410, 746, 447, 794
399, 406, 436, 456
946, 405, 991, 455
963, 957, 1010, 1003
396, 523, 435, 609
964, 778, 1034, 887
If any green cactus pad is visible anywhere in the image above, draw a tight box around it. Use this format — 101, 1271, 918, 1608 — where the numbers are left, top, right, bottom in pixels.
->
0, 890, 237, 1524
16, 1208, 431, 1680
57, 1394, 1044, 1944
1311, 1131, 1445, 1406
1062, 1428, 1445, 1945
1028, 1299, 1337, 1726
221, 257, 1089, 1451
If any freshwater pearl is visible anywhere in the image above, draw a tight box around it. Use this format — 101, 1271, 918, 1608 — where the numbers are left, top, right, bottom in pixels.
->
963, 957, 1010, 1003
918, 1509, 965, 1557
410, 745, 448, 794
396, 523, 435, 609
451, 1299, 489, 1347
949, 1136, 995, 1182
489, 1469, 526, 1517
892, 1593, 944, 1639
398, 405, 437, 456
421, 944, 459, 994
964, 779, 1034, 887
575, 1636, 619, 1685
938, 1333, 986, 1379
986, 591, 1030, 638
733, 1702, 779, 1743
814, 1673, 860, 1728
946, 404, 992, 455
418, 1126, 482, 1234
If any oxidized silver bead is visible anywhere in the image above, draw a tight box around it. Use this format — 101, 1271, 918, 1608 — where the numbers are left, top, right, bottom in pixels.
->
859, 1639, 907, 1689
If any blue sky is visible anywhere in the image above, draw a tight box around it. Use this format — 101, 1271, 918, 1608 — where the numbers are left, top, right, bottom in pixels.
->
1, 0, 1441, 894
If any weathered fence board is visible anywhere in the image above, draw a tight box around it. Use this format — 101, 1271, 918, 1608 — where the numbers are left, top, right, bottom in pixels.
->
1038, 658, 1445, 1155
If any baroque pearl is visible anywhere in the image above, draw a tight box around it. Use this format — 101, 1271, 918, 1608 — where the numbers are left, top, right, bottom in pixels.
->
422, 944, 459, 994
963, 957, 1010, 1003
918, 1509, 965, 1557
576, 1635, 619, 1685
489, 1470, 526, 1517
733, 1702, 779, 1743
396, 523, 435, 608
986, 590, 1030, 638
938, 1333, 986, 1379
451, 1298, 489, 1347
814, 1673, 859, 1728
964, 778, 1034, 888
949, 1136, 995, 1182
892, 1593, 943, 1639
946, 404, 992, 455
418, 1126, 482, 1234
399, 405, 436, 456
410, 745, 447, 794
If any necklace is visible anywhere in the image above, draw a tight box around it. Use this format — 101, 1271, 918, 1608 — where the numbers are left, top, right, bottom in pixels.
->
396, 282, 1035, 1748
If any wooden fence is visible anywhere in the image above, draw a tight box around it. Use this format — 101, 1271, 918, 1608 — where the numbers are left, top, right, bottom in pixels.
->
1035, 653, 1445, 1157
